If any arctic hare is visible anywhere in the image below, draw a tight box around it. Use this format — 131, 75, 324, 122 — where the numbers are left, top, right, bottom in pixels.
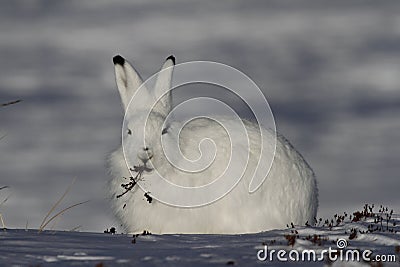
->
108, 55, 318, 234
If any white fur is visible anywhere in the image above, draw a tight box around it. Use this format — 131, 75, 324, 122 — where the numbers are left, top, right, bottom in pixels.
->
108, 55, 318, 234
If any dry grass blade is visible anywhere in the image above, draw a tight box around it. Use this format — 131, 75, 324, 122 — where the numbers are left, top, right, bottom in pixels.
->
38, 200, 89, 233
1, 100, 22, 107
0, 186, 9, 191
69, 225, 82, 232
49, 215, 61, 231
39, 178, 76, 229
0, 186, 11, 208
0, 213, 5, 230
0, 194, 11, 208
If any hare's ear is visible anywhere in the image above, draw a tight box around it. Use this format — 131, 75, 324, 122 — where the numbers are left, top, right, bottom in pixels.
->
152, 55, 175, 117
113, 55, 145, 111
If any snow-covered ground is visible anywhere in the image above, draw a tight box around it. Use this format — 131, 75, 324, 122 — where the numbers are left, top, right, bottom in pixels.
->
1, 206, 399, 266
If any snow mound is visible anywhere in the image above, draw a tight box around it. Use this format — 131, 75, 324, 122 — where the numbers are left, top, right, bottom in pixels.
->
0, 207, 399, 266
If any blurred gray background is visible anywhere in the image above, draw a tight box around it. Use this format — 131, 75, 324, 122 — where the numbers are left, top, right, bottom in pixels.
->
1, 0, 399, 232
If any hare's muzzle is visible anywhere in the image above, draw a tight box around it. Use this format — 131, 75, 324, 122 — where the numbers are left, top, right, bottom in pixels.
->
138, 147, 153, 164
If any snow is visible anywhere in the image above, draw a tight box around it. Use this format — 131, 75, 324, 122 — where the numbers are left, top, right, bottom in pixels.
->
1, 213, 399, 266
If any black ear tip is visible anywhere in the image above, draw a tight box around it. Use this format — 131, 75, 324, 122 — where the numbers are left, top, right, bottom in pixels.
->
166, 55, 175, 64
113, 55, 125, 65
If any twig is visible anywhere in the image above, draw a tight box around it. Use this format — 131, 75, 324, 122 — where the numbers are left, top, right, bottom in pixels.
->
1, 100, 22, 107
116, 164, 152, 199
116, 173, 140, 199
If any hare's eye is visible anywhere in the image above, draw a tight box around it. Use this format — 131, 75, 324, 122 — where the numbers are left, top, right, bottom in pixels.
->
127, 128, 132, 135
143, 147, 149, 151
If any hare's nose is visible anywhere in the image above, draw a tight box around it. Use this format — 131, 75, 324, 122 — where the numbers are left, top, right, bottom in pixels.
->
143, 147, 152, 155
138, 147, 153, 163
